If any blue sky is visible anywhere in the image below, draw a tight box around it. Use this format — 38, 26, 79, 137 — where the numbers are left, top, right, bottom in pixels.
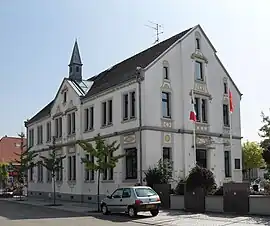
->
0, 0, 268, 141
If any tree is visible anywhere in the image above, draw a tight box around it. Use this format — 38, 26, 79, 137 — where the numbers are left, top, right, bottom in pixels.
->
186, 165, 216, 193
77, 133, 123, 212
242, 141, 265, 180
0, 163, 8, 189
40, 137, 66, 206
144, 159, 173, 188
10, 132, 37, 200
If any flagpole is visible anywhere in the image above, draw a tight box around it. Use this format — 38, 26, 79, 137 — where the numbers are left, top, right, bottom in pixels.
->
228, 82, 233, 177
191, 89, 196, 167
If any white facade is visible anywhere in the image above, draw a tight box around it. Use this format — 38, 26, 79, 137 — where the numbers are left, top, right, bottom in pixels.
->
26, 25, 242, 202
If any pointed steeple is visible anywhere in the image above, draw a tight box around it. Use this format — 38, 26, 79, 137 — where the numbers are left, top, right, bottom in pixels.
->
69, 40, 83, 81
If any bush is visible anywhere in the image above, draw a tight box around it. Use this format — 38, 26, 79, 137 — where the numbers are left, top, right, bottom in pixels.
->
212, 186, 223, 196
186, 165, 216, 193
175, 180, 185, 195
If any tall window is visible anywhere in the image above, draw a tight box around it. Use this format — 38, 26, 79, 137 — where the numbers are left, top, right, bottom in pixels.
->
56, 158, 63, 181
126, 148, 137, 179
201, 99, 207, 123
84, 106, 94, 131
68, 155, 76, 181
223, 104, 230, 126
195, 61, 203, 81
29, 166, 34, 181
67, 112, 76, 135
63, 91, 67, 103
196, 38, 200, 49
47, 169, 52, 183
224, 151, 231, 177
37, 162, 43, 182
101, 99, 113, 126
123, 91, 136, 121
163, 147, 172, 162
196, 149, 207, 168
235, 158, 241, 170
224, 82, 228, 94
37, 125, 43, 144
28, 129, 34, 147
46, 122, 51, 142
162, 92, 171, 118
55, 117, 62, 138
163, 66, 169, 79
195, 97, 200, 122
85, 154, 94, 181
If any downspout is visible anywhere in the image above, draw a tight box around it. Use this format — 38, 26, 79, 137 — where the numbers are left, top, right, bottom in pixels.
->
136, 67, 144, 185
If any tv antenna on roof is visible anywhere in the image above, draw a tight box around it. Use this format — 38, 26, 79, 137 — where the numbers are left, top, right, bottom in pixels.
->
145, 21, 164, 44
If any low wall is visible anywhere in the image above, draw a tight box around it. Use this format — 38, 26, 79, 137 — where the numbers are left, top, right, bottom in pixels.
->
170, 195, 184, 210
249, 195, 270, 216
205, 196, 223, 213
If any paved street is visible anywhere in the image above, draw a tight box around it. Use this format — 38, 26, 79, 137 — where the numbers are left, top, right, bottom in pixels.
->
1, 200, 270, 225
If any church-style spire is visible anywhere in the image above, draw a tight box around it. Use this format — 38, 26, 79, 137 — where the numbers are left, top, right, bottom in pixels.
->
69, 40, 83, 81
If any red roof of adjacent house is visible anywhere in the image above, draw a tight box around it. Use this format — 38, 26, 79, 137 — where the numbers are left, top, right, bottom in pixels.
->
0, 136, 26, 164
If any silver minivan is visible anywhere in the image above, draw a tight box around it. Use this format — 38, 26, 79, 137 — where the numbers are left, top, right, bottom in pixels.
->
100, 186, 161, 217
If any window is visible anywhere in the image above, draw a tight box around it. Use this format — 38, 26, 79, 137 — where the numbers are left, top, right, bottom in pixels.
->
84, 106, 94, 131
37, 162, 43, 182
63, 92, 67, 103
29, 166, 34, 181
101, 99, 113, 126
68, 155, 76, 181
162, 92, 171, 118
55, 117, 62, 138
47, 169, 52, 183
76, 66, 79, 72
196, 38, 200, 49
123, 91, 136, 121
85, 154, 94, 181
112, 188, 123, 199
235, 158, 241, 170
37, 125, 43, 144
56, 158, 63, 181
46, 122, 51, 142
163, 147, 172, 162
70, 67, 72, 73
224, 82, 228, 94
67, 112, 76, 135
196, 149, 207, 168
126, 148, 137, 179
223, 104, 230, 126
108, 152, 114, 180
163, 66, 169, 79
122, 188, 131, 198
135, 188, 157, 197
224, 151, 231, 177
195, 61, 203, 80
201, 99, 207, 123
195, 97, 200, 122
28, 129, 34, 147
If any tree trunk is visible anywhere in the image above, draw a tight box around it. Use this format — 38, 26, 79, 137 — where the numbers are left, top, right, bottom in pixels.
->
97, 169, 100, 212
53, 175, 56, 205
249, 168, 251, 181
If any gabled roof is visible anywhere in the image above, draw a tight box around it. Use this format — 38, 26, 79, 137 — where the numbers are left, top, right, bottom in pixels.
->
84, 27, 192, 98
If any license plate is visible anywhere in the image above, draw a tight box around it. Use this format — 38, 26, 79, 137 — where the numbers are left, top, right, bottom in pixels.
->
147, 205, 155, 208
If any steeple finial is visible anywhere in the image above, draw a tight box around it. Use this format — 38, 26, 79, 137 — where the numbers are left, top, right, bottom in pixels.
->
69, 40, 83, 81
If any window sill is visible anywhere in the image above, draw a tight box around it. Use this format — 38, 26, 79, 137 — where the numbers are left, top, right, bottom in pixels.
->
37, 181, 44, 184
101, 180, 114, 183
101, 124, 113, 129
163, 78, 170, 82
67, 133, 76, 137
84, 128, 94, 134
122, 117, 136, 123
84, 180, 95, 183
162, 117, 172, 120
67, 180, 76, 185
56, 180, 63, 184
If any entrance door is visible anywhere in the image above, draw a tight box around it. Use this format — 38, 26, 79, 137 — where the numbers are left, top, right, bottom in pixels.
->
196, 149, 207, 168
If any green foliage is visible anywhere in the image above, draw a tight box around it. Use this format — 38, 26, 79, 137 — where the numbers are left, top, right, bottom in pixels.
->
186, 165, 216, 193
77, 133, 123, 211
175, 179, 186, 195
144, 159, 173, 188
0, 163, 8, 188
242, 141, 265, 170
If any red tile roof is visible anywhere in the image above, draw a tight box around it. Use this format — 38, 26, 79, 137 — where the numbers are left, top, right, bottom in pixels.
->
0, 136, 26, 164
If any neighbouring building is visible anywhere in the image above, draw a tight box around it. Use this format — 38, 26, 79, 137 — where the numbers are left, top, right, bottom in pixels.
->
25, 24, 242, 202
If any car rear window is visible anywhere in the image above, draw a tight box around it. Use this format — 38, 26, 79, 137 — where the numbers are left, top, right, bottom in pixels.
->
135, 188, 157, 197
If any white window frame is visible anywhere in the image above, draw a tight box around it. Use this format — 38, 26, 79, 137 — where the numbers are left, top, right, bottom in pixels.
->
68, 154, 76, 181
67, 111, 76, 135
84, 106, 94, 132
122, 90, 136, 121
101, 99, 113, 127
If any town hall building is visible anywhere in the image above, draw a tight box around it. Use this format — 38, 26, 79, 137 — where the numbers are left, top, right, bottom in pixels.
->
25, 24, 243, 202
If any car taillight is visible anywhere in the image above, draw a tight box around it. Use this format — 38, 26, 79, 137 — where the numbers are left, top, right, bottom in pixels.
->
156, 197, 160, 202
135, 199, 143, 205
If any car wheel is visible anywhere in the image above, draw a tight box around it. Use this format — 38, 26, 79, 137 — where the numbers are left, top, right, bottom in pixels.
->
101, 204, 109, 215
150, 209, 159, 216
128, 206, 137, 218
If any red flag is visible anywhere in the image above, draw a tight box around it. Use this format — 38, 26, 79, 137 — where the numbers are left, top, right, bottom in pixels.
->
189, 90, 197, 121
229, 90, 233, 113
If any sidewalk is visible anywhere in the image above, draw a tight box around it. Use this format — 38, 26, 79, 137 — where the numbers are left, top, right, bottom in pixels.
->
2, 196, 97, 214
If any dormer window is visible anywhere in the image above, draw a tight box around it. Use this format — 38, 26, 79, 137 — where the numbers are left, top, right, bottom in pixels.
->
224, 82, 228, 94
63, 91, 67, 103
163, 66, 169, 79
195, 61, 203, 81
196, 38, 200, 50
